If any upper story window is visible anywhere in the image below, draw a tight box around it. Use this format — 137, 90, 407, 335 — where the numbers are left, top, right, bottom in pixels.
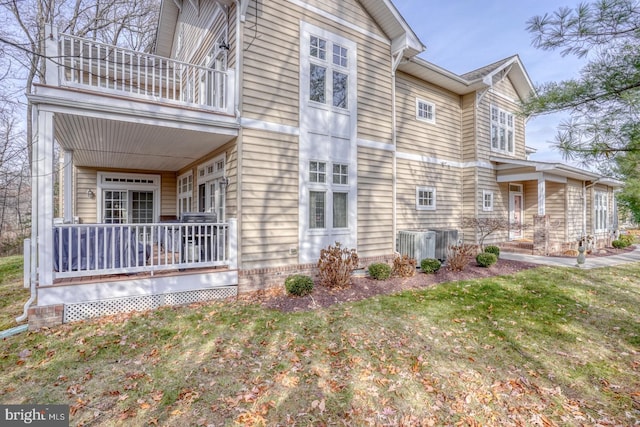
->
416, 99, 436, 124
306, 33, 351, 110
490, 105, 514, 154
416, 186, 436, 211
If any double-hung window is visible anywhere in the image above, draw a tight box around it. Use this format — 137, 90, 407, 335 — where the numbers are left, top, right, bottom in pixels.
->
490, 105, 514, 154
594, 191, 608, 232
483, 190, 494, 212
308, 35, 349, 109
308, 161, 349, 229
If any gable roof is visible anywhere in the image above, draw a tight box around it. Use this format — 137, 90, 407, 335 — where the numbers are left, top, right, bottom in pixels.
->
398, 54, 536, 101
155, 0, 425, 58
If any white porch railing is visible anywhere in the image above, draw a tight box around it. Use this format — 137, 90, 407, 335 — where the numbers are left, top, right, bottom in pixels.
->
55, 33, 232, 113
53, 222, 229, 279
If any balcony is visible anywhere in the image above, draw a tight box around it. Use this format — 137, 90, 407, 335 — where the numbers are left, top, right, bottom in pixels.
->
54, 33, 234, 115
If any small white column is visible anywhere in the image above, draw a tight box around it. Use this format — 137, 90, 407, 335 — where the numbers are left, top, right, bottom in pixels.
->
227, 218, 238, 270
44, 24, 59, 86
35, 109, 55, 287
537, 177, 546, 216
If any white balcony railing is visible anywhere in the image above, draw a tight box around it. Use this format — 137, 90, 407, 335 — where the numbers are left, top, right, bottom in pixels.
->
53, 222, 229, 279
55, 33, 232, 113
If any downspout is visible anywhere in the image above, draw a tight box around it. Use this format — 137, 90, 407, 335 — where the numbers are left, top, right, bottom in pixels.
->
17, 105, 40, 323
391, 50, 404, 253
234, 0, 244, 270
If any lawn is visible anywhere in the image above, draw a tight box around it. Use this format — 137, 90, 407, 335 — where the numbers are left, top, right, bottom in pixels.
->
0, 261, 639, 426
0, 256, 29, 330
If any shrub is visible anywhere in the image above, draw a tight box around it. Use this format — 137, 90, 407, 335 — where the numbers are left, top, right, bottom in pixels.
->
484, 245, 500, 258
317, 242, 359, 288
619, 233, 635, 246
612, 239, 627, 249
446, 244, 477, 272
284, 275, 314, 296
476, 252, 497, 267
420, 258, 441, 274
368, 263, 392, 280
393, 254, 416, 278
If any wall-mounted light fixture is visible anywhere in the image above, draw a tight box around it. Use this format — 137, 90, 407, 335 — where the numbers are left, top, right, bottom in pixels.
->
220, 176, 229, 190
219, 41, 230, 50
87, 189, 95, 199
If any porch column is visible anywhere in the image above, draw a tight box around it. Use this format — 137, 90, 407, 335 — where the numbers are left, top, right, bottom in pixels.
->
62, 150, 73, 222
537, 178, 546, 216
44, 24, 59, 86
35, 109, 55, 287
228, 218, 238, 270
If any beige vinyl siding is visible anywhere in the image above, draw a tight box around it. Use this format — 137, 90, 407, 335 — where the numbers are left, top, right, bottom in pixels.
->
74, 168, 176, 223
75, 167, 97, 223
357, 146, 394, 257
396, 158, 462, 231
461, 93, 476, 163
545, 181, 566, 245
303, 0, 390, 33
240, 129, 299, 270
471, 169, 510, 245
172, 1, 227, 64
395, 72, 461, 160
240, 0, 393, 138
566, 179, 584, 241
522, 180, 537, 240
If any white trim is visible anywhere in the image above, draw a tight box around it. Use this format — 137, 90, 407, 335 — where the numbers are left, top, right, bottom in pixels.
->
96, 172, 161, 223
396, 150, 494, 170
37, 271, 238, 306
357, 138, 395, 152
287, 0, 388, 45
240, 117, 300, 136
416, 186, 436, 211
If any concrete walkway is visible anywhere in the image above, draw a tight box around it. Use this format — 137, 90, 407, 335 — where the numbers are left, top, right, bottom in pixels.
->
500, 245, 640, 269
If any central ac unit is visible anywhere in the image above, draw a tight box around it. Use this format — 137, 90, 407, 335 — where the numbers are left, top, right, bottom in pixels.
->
429, 228, 459, 261
397, 230, 436, 262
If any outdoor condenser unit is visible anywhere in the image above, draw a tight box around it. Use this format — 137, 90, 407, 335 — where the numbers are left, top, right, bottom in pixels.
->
429, 228, 459, 261
397, 230, 436, 262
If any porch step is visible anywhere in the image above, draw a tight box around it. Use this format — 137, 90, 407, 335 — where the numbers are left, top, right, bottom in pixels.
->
499, 241, 534, 255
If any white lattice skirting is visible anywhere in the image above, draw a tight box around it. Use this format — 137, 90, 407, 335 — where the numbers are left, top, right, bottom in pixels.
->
63, 287, 238, 323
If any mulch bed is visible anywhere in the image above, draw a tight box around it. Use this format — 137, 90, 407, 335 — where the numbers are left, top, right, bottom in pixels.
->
240, 258, 540, 313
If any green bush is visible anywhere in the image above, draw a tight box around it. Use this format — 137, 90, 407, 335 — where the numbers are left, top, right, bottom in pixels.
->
484, 245, 500, 258
284, 274, 314, 296
619, 234, 635, 246
420, 258, 441, 274
476, 252, 497, 268
612, 239, 627, 249
368, 263, 392, 280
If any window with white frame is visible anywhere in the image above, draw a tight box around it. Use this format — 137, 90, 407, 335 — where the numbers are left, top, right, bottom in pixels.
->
483, 190, 494, 212
594, 191, 608, 232
177, 172, 193, 216
98, 172, 160, 224
308, 161, 349, 229
308, 35, 349, 109
416, 98, 436, 124
416, 186, 436, 211
197, 155, 226, 221
490, 105, 514, 154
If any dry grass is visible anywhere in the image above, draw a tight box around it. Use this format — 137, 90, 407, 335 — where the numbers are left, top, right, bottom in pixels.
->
0, 261, 639, 425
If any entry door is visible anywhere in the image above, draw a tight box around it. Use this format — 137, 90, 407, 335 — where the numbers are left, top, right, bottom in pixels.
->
509, 184, 523, 240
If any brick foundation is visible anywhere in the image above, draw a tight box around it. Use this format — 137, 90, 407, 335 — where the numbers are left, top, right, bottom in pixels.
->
28, 304, 64, 330
238, 254, 395, 293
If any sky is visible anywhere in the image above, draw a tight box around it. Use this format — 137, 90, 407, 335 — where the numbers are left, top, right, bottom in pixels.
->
392, 0, 588, 164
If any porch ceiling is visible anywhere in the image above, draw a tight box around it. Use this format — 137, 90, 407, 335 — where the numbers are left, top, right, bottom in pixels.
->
54, 113, 236, 171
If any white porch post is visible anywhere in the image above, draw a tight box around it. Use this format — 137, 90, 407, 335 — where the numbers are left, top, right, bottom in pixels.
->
62, 150, 73, 222
228, 218, 238, 270
35, 109, 55, 287
44, 24, 59, 86
537, 178, 546, 216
